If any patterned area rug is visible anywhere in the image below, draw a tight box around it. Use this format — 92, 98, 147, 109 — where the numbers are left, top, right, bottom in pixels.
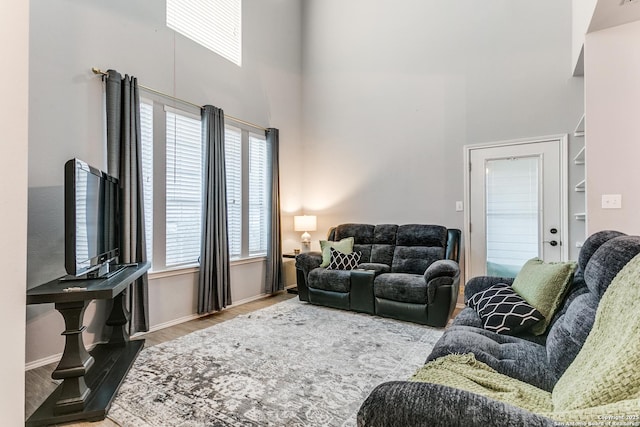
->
108, 299, 443, 426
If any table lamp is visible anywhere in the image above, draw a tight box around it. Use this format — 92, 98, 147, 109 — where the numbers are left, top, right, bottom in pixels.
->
294, 215, 317, 252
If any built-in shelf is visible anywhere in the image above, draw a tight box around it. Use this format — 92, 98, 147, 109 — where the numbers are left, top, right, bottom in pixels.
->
574, 146, 585, 165
574, 212, 586, 221
574, 114, 585, 137
575, 179, 585, 192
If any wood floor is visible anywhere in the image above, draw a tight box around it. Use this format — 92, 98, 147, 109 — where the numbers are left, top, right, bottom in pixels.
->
25, 290, 464, 426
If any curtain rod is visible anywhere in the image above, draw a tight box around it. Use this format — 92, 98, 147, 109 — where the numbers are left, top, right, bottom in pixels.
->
91, 67, 268, 131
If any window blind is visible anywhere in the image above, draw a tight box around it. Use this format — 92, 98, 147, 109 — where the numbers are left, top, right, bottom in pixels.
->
225, 126, 242, 259
248, 133, 267, 256
140, 101, 154, 263
485, 157, 539, 276
166, 111, 203, 266
166, 0, 242, 66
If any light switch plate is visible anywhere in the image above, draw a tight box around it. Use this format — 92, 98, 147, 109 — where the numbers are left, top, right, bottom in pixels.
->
455, 201, 463, 211
602, 194, 622, 209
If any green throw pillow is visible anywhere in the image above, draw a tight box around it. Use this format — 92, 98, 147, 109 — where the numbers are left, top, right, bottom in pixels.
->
319, 237, 354, 267
511, 258, 577, 335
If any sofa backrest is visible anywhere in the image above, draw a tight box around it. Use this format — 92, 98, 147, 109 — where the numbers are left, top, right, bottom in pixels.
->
545, 231, 640, 380
391, 225, 447, 274
329, 223, 450, 274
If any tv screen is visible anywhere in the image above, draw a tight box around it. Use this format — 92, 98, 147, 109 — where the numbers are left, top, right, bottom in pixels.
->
65, 158, 119, 277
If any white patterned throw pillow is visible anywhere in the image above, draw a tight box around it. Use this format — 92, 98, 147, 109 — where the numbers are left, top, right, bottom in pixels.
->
326, 247, 362, 270
468, 283, 545, 335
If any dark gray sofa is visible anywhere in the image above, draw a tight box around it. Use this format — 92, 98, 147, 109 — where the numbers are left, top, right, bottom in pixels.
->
358, 230, 640, 426
295, 224, 461, 327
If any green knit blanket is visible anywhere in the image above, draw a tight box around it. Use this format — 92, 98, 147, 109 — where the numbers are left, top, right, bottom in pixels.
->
412, 253, 640, 423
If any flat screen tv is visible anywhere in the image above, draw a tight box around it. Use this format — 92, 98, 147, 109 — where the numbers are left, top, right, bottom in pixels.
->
64, 158, 120, 278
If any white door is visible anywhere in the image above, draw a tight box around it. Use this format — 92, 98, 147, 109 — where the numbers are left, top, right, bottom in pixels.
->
466, 136, 568, 279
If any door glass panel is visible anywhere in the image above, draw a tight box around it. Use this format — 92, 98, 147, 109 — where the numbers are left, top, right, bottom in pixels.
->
485, 156, 539, 277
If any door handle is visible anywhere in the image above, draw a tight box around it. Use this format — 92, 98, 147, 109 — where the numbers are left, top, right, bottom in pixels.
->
543, 240, 559, 247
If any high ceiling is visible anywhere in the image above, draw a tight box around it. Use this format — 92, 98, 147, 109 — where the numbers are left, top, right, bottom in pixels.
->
589, 0, 640, 33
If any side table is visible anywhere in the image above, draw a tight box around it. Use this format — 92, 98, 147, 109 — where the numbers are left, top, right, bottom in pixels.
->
283, 253, 300, 294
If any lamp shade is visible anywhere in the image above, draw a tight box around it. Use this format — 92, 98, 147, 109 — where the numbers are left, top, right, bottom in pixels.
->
294, 215, 317, 232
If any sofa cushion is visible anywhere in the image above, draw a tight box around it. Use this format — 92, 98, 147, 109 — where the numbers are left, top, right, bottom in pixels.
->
511, 258, 577, 335
450, 307, 484, 328
426, 325, 556, 392
308, 268, 351, 293
374, 273, 426, 304
583, 235, 640, 298
577, 230, 625, 272
544, 235, 640, 379
391, 225, 447, 274
545, 292, 598, 379
327, 247, 361, 270
319, 237, 354, 268
396, 224, 447, 247
370, 244, 395, 266
392, 246, 446, 275
468, 283, 544, 335
334, 223, 375, 243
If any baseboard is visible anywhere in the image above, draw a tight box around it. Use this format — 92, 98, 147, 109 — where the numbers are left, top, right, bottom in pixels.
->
25, 341, 102, 371
26, 292, 273, 371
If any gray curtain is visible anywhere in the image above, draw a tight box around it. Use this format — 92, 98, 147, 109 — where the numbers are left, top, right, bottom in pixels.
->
199, 105, 232, 313
105, 69, 149, 333
265, 128, 283, 293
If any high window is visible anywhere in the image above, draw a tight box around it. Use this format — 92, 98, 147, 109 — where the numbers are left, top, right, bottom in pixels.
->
166, 0, 242, 66
139, 98, 268, 272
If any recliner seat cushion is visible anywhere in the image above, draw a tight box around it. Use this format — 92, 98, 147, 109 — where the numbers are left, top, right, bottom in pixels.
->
374, 273, 426, 304
308, 269, 351, 293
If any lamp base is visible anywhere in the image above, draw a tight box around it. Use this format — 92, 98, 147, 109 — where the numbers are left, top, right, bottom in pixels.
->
301, 241, 311, 253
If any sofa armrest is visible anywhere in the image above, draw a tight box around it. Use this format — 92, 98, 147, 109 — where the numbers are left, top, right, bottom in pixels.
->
295, 252, 323, 302
357, 381, 555, 427
464, 276, 515, 302
424, 260, 460, 304
295, 251, 323, 274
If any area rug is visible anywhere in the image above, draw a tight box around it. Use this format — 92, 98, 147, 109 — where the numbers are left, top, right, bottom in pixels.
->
108, 299, 444, 426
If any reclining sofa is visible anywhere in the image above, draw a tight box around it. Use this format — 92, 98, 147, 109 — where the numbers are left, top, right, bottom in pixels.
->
295, 224, 461, 327
358, 230, 640, 426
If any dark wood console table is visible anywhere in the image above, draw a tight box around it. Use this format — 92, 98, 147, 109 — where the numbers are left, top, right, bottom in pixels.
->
26, 263, 150, 426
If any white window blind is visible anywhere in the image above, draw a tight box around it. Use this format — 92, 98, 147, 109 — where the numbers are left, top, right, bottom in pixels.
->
485, 157, 539, 277
166, 110, 203, 266
248, 133, 268, 256
140, 101, 154, 264
166, 0, 242, 66
225, 126, 242, 259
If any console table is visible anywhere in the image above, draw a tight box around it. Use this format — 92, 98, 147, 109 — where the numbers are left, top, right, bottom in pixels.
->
26, 263, 150, 426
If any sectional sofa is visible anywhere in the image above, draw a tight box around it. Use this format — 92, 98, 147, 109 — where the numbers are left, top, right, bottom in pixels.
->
358, 230, 640, 426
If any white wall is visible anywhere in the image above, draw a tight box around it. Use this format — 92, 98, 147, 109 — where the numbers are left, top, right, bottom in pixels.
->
300, 0, 584, 250
585, 20, 640, 235
0, 0, 29, 422
26, 0, 302, 366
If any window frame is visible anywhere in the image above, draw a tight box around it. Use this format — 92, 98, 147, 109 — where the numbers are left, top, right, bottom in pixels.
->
139, 93, 269, 274
225, 119, 269, 261
140, 93, 204, 274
